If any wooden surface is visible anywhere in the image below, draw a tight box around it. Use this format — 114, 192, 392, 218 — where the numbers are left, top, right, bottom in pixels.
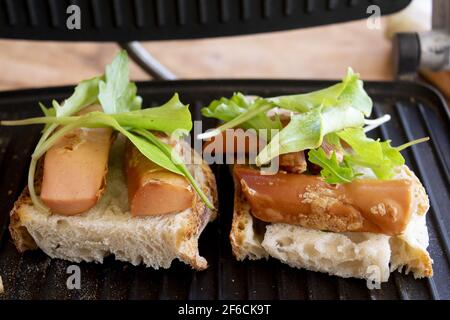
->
0, 20, 394, 91
421, 71, 450, 101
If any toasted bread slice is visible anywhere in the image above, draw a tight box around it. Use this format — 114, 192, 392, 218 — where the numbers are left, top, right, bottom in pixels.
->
9, 137, 217, 270
230, 165, 432, 281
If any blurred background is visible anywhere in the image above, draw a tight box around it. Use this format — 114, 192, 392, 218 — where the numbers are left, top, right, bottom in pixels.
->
0, 18, 393, 89
0, 0, 447, 101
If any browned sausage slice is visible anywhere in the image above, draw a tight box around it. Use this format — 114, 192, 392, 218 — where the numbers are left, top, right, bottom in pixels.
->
125, 142, 194, 216
234, 165, 413, 236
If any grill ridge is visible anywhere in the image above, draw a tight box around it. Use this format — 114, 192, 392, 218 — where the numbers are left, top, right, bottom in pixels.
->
197, 0, 208, 24
112, 0, 124, 28
133, 0, 145, 28
395, 103, 450, 266
5, 0, 18, 26
417, 103, 450, 188
154, 0, 166, 27
0, 0, 412, 40
47, 0, 62, 28
25, 0, 39, 26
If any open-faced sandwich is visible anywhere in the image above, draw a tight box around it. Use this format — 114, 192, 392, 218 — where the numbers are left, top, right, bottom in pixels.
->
2, 51, 217, 270
199, 70, 432, 282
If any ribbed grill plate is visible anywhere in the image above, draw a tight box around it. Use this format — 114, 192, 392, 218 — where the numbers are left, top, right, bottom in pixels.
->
0, 79, 449, 300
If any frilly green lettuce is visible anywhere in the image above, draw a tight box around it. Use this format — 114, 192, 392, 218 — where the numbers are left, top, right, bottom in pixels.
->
200, 69, 428, 183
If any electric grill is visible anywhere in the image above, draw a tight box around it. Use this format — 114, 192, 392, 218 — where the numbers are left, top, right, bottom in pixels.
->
1, 0, 449, 300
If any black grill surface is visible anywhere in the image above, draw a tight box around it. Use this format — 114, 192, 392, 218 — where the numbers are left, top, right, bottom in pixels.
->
0, 79, 449, 300
0, 0, 411, 41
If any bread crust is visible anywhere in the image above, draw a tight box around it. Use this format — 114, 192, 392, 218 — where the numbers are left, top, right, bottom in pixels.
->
0, 275, 4, 295
389, 165, 432, 278
9, 139, 217, 271
230, 166, 268, 260
9, 160, 43, 252
9, 187, 38, 252
176, 146, 218, 269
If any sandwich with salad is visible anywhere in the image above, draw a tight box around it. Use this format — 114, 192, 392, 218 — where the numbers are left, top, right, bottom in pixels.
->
2, 51, 217, 270
199, 70, 432, 282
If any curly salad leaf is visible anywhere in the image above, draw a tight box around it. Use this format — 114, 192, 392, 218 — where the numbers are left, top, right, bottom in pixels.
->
268, 68, 372, 116
335, 128, 404, 180
199, 69, 371, 141
308, 128, 428, 183
308, 148, 358, 184
199, 69, 428, 184
98, 50, 142, 114
199, 92, 282, 139
255, 104, 365, 166
8, 94, 192, 134
200, 69, 372, 164
53, 76, 103, 118
1, 50, 213, 211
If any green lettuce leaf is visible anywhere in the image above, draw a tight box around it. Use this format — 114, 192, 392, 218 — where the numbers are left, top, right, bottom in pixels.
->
255, 105, 364, 165
308, 148, 358, 183
395, 137, 430, 151
323, 132, 343, 152
200, 92, 281, 139
4, 99, 193, 158
133, 129, 214, 209
114, 94, 191, 133
201, 92, 249, 122
336, 128, 405, 180
98, 50, 142, 114
268, 68, 372, 116
199, 69, 372, 144
54, 76, 102, 118
38, 102, 56, 132
3, 94, 192, 134
39, 102, 55, 117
